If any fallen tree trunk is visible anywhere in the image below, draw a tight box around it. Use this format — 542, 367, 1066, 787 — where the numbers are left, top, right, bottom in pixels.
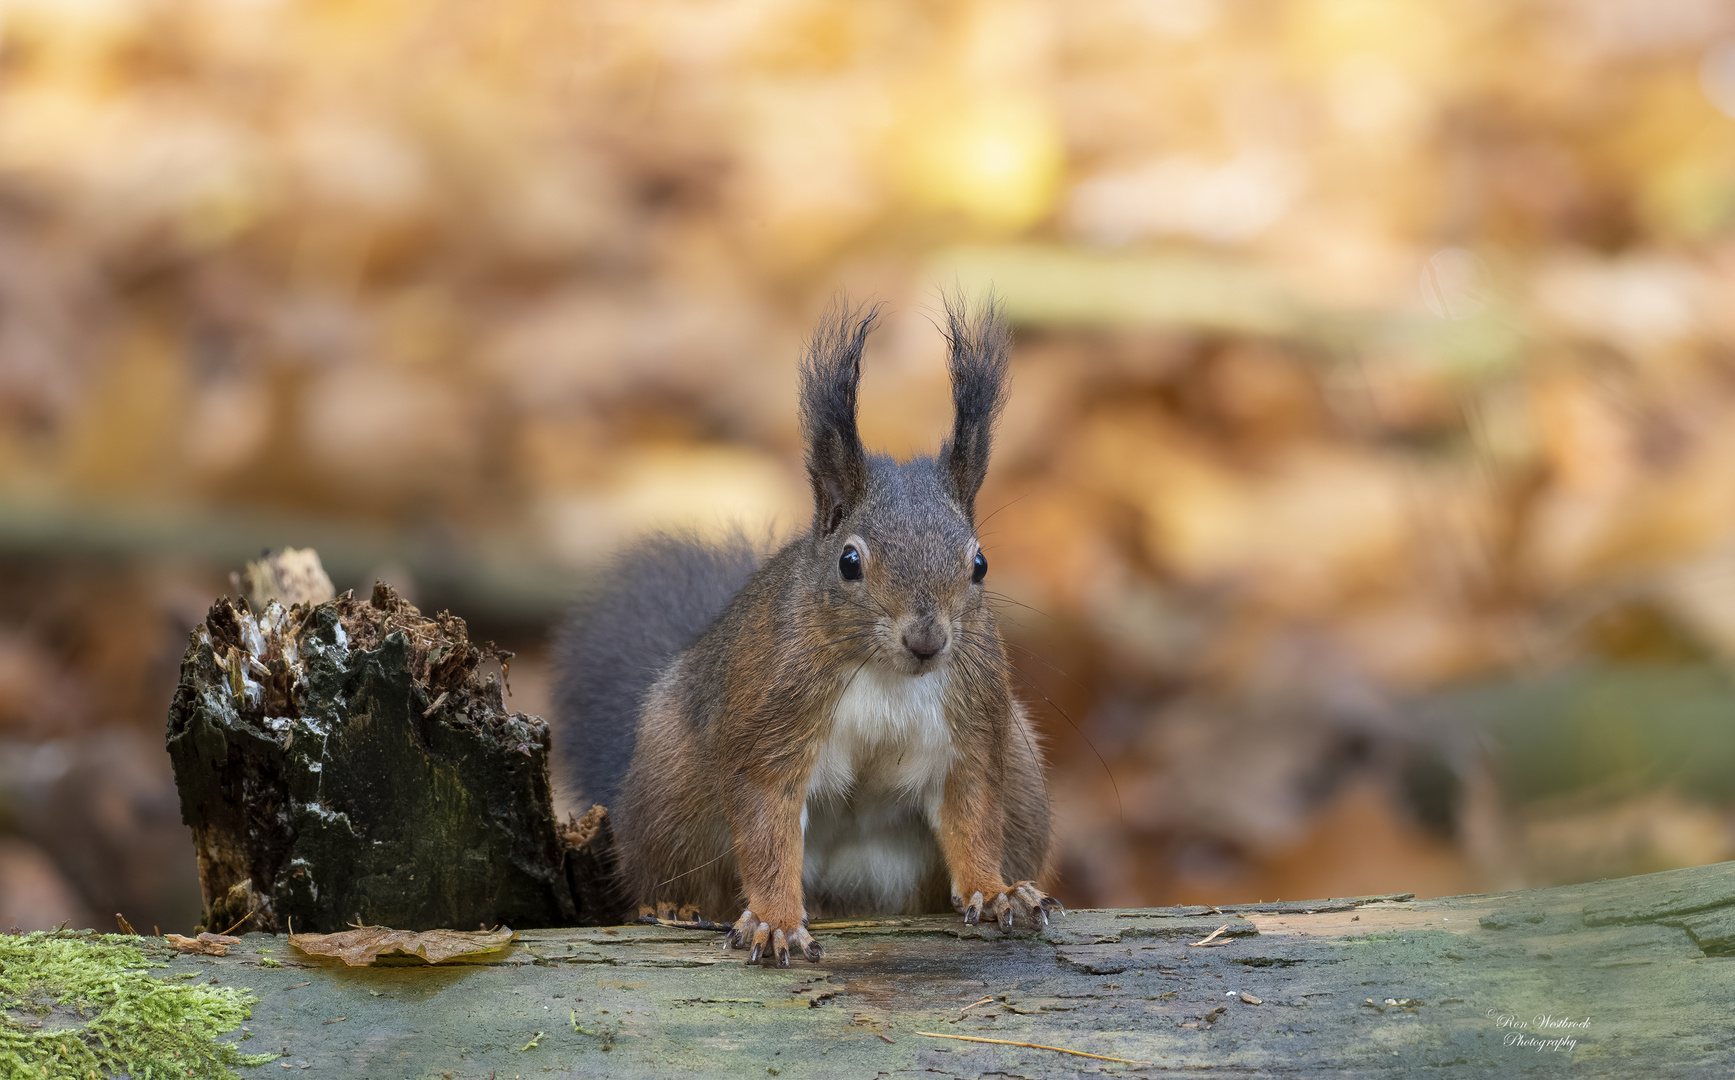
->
141, 859, 1733, 1078
159, 558, 1732, 1075
165, 581, 618, 935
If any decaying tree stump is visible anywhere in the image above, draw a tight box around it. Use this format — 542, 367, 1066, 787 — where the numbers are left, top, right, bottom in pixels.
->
166, 577, 618, 934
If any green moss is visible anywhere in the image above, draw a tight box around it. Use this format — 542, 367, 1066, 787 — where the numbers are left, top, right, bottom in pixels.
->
0, 930, 278, 1079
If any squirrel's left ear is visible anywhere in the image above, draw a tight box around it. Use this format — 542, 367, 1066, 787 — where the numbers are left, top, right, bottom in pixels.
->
939, 294, 1010, 520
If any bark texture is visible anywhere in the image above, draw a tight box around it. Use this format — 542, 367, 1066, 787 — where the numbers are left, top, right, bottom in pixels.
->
160, 860, 1735, 1078
166, 583, 619, 934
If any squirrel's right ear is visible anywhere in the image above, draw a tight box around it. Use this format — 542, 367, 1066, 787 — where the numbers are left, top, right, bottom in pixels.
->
940, 294, 1010, 520
800, 302, 878, 535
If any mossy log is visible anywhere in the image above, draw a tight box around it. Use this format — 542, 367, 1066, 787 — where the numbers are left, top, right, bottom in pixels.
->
157, 571, 1733, 1076
140, 860, 1735, 1078
165, 583, 618, 935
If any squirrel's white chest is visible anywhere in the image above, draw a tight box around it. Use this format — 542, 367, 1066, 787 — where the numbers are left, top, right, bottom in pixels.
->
800, 665, 954, 913
807, 666, 955, 804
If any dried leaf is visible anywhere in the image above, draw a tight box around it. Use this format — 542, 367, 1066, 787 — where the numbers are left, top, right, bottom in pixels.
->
559, 804, 608, 849
164, 933, 236, 956
288, 925, 516, 966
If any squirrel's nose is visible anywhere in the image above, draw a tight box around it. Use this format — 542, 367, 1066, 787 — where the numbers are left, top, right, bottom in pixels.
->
902, 623, 948, 661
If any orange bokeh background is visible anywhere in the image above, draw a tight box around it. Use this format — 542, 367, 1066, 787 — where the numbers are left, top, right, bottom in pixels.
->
3, 0, 1735, 932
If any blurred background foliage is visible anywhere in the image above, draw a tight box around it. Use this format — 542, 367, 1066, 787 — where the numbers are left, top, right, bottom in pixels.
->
3, 0, 1735, 933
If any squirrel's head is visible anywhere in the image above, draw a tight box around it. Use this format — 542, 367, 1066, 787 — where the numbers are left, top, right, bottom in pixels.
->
797, 297, 1009, 677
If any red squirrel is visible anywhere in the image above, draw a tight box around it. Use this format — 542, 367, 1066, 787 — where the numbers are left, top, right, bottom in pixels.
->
553, 298, 1057, 965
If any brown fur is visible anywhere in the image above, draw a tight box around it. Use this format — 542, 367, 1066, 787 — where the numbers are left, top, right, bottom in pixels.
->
588, 297, 1056, 965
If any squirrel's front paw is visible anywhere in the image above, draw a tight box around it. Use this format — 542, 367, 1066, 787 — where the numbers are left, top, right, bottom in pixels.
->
723, 908, 823, 967
638, 901, 719, 929
953, 880, 1064, 931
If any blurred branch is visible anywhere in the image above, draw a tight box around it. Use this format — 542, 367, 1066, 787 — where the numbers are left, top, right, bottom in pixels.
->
930, 243, 1527, 379
0, 491, 584, 626
930, 244, 1316, 337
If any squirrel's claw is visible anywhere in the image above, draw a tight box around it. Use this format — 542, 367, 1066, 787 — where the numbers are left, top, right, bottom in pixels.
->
725, 908, 822, 967
955, 882, 1061, 931
772, 928, 792, 966
1010, 880, 1062, 928
641, 901, 722, 930
749, 921, 770, 964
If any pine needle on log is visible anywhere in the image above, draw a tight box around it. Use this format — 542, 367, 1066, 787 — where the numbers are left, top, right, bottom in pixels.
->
915, 1031, 1153, 1065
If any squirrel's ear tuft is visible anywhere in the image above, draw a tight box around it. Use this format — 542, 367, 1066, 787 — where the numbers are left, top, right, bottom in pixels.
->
939, 293, 1010, 519
800, 300, 878, 535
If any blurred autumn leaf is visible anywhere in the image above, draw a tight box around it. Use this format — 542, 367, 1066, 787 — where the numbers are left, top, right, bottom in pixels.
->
2, 0, 1735, 924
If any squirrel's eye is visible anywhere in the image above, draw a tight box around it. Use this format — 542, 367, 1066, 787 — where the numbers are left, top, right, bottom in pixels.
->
839, 546, 863, 581
971, 549, 987, 583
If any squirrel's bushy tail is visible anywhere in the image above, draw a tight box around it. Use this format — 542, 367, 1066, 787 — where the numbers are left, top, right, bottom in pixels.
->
551, 531, 761, 811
